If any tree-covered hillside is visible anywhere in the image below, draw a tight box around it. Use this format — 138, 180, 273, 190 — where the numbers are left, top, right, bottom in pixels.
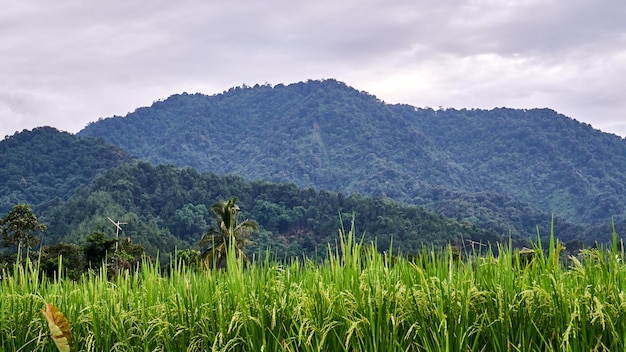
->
78, 79, 626, 236
392, 105, 626, 224
80, 80, 458, 192
42, 161, 505, 258
0, 127, 135, 214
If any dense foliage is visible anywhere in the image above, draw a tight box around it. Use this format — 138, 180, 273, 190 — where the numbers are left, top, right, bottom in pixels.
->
393, 105, 626, 224
78, 80, 626, 240
41, 161, 504, 259
0, 202, 145, 280
1, 203, 47, 251
0, 127, 135, 214
3, 81, 624, 256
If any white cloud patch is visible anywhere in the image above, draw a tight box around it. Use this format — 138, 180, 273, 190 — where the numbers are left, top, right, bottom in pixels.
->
1, 0, 625, 137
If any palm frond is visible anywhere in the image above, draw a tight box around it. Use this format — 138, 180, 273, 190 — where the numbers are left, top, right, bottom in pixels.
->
196, 229, 222, 249
196, 196, 257, 269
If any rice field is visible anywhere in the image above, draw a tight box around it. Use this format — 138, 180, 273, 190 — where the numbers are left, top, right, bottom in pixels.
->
2, 226, 626, 351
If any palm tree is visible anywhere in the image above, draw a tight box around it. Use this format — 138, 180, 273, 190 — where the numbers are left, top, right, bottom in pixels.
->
197, 197, 258, 269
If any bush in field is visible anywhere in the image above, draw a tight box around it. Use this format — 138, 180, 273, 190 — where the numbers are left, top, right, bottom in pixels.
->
173, 248, 202, 270
106, 237, 146, 274
36, 243, 83, 281
82, 230, 116, 268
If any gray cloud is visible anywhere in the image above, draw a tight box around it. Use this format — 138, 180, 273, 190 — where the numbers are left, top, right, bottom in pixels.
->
1, 0, 625, 138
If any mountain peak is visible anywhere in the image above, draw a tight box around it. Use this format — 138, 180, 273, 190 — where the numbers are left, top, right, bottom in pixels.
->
77, 80, 626, 232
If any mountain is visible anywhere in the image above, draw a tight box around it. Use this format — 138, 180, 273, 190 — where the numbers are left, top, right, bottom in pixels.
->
0, 127, 135, 214
78, 79, 626, 239
0, 127, 505, 258
42, 161, 504, 258
81, 81, 457, 191
392, 105, 626, 223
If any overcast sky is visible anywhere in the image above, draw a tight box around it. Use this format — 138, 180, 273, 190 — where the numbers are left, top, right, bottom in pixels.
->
2, 0, 626, 139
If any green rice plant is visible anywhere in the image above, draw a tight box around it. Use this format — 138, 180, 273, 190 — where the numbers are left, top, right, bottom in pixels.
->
3, 220, 626, 351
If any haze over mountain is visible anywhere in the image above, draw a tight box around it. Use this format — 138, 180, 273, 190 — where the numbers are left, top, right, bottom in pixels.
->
77, 79, 626, 238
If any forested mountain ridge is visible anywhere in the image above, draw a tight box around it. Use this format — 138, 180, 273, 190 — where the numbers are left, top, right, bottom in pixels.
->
0, 127, 135, 214
0, 127, 510, 258
81, 80, 459, 191
42, 161, 505, 258
78, 79, 626, 237
393, 105, 626, 223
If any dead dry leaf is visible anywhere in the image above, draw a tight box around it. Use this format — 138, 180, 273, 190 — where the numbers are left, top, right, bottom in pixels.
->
41, 303, 72, 352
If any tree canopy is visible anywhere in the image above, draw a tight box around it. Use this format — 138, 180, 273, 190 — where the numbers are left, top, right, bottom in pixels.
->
2, 81, 624, 259
1, 203, 46, 251
78, 80, 626, 234
0, 126, 135, 215
39, 161, 507, 259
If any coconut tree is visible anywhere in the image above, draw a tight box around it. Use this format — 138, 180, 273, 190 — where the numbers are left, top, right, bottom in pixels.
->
197, 197, 258, 269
